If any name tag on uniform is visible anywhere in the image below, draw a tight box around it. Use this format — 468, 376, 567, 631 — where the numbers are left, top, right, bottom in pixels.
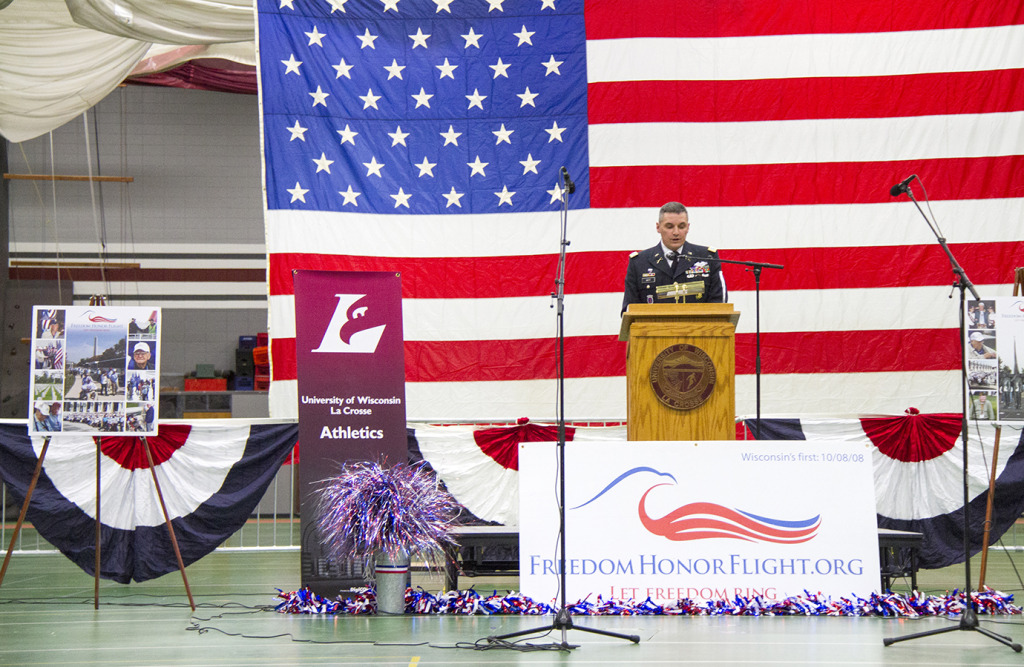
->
641, 269, 657, 284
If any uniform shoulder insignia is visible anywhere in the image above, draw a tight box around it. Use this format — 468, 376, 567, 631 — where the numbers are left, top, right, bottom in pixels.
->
629, 251, 639, 258
708, 247, 717, 253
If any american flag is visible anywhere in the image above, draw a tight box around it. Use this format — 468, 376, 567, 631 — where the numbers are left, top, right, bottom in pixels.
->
39, 309, 57, 331
257, 0, 1024, 421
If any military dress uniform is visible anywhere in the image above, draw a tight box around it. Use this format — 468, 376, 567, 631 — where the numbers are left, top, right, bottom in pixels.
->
621, 242, 726, 313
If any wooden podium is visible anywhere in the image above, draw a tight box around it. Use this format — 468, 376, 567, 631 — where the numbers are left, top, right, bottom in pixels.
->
619, 303, 740, 441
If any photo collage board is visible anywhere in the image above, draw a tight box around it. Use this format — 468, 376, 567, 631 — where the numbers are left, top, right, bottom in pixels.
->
966, 297, 1024, 423
30, 306, 161, 436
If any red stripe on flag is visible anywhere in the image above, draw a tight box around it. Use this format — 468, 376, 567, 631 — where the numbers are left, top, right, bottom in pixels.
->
723, 241, 1024, 292
269, 253, 555, 297
742, 329, 960, 375
270, 337, 297, 382
589, 156, 1024, 208
271, 328, 961, 382
270, 240, 1022, 297
589, 69, 1024, 124
584, 0, 1024, 39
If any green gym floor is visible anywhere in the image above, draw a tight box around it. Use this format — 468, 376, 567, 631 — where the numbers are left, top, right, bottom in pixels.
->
2, 533, 1024, 666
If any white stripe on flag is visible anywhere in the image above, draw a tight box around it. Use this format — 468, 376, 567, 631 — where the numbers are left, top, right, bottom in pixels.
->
268, 198, 1022, 256
587, 25, 1024, 82
271, 369, 962, 422
590, 112, 1024, 167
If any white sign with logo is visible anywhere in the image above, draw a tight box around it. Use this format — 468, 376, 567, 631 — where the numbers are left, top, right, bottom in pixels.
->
519, 440, 879, 605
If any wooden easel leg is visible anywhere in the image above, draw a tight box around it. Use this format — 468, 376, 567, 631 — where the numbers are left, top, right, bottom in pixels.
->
978, 425, 1002, 588
0, 437, 51, 589
140, 436, 196, 611
94, 436, 102, 609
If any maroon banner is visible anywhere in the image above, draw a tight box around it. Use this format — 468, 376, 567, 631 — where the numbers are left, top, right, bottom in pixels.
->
294, 270, 408, 594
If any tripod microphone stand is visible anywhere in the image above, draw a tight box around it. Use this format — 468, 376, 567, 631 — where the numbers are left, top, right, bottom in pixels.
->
686, 254, 784, 440
882, 178, 1020, 652
487, 171, 640, 649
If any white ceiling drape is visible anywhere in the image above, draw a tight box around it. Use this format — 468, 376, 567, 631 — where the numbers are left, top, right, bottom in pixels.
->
0, 0, 255, 143
65, 0, 254, 44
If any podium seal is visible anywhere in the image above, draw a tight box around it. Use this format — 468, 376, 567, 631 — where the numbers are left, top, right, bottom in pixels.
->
649, 343, 716, 410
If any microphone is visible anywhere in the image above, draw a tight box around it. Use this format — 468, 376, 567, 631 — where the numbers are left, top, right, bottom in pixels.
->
889, 175, 916, 197
560, 166, 576, 194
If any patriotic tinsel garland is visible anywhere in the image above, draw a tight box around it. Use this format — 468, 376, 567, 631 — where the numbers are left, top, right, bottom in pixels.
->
276, 586, 1020, 618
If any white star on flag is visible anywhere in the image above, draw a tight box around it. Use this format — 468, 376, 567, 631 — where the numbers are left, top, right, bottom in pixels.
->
412, 87, 433, 108
545, 121, 566, 142
517, 87, 538, 107
338, 185, 360, 206
466, 89, 487, 110
312, 153, 334, 173
514, 25, 535, 46
363, 156, 384, 177
493, 124, 513, 144
384, 59, 405, 79
357, 28, 378, 48
388, 126, 410, 146
442, 187, 465, 207
286, 121, 308, 141
336, 124, 357, 145
359, 89, 382, 109
309, 86, 329, 107
494, 185, 515, 206
519, 154, 541, 174
436, 58, 458, 79
542, 55, 562, 75
546, 182, 564, 203
467, 156, 489, 176
391, 188, 412, 208
305, 26, 325, 46
461, 27, 482, 48
440, 125, 461, 145
332, 58, 353, 78
409, 27, 431, 48
489, 58, 511, 78
415, 157, 437, 176
281, 54, 302, 75
287, 182, 309, 202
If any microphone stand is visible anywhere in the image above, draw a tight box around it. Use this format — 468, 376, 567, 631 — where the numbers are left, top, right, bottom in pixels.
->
882, 183, 1020, 652
689, 253, 784, 440
487, 175, 640, 649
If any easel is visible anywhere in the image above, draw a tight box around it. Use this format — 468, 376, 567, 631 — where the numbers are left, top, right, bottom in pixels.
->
978, 267, 1024, 586
0, 433, 196, 610
2, 294, 193, 610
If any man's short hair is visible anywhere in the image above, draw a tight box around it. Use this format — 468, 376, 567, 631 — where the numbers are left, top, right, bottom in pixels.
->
658, 201, 688, 221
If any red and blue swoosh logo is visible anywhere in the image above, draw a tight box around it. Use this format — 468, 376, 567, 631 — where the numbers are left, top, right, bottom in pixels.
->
573, 467, 820, 544
82, 310, 117, 323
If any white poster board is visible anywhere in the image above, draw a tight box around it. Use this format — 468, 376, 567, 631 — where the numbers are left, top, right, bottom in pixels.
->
30, 306, 161, 436
966, 296, 1024, 422
519, 440, 879, 605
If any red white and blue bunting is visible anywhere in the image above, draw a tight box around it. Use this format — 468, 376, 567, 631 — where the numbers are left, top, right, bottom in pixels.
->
0, 422, 297, 583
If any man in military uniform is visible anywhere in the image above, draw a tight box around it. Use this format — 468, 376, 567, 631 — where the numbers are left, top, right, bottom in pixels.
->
621, 201, 727, 313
